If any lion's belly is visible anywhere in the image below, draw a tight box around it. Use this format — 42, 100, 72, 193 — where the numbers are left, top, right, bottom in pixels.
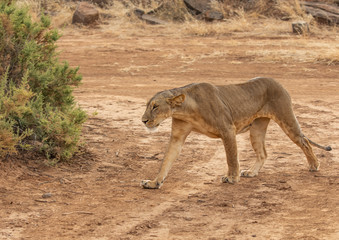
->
192, 127, 220, 138
234, 112, 274, 134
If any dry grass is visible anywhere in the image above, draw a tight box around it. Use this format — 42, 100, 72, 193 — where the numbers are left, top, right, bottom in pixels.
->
15, 0, 42, 12
315, 47, 339, 65
16, 0, 76, 27
14, 0, 339, 65
183, 9, 254, 37
276, 0, 306, 20
243, 37, 339, 65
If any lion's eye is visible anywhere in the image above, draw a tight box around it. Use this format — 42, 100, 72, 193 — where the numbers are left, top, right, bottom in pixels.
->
152, 105, 158, 111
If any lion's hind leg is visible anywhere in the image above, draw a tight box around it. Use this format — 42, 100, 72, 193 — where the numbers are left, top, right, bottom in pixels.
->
286, 133, 320, 171
241, 117, 270, 177
300, 137, 320, 171
274, 110, 320, 172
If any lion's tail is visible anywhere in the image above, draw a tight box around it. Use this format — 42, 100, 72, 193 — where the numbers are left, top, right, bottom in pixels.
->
305, 137, 332, 151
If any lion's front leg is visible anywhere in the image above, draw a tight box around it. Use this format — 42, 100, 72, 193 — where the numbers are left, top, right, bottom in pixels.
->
140, 140, 181, 189
221, 129, 240, 184
141, 119, 192, 189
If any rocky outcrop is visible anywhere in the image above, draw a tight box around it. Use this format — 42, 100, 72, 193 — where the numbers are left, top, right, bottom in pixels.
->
301, 1, 339, 25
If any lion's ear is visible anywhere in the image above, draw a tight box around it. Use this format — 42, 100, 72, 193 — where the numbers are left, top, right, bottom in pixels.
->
166, 94, 185, 107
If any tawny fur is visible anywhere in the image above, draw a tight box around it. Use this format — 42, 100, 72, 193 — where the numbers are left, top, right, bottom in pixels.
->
141, 77, 331, 189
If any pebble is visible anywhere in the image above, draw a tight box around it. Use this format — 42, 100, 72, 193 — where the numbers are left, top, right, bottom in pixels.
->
42, 193, 53, 198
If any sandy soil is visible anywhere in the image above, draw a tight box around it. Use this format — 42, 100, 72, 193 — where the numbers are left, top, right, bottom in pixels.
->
0, 22, 338, 240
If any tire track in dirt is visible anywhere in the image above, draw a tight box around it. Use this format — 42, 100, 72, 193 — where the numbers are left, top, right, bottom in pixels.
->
112, 125, 266, 239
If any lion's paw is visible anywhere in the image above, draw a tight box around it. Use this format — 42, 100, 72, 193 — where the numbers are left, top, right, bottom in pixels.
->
241, 170, 258, 178
308, 163, 320, 172
221, 175, 240, 184
141, 180, 160, 189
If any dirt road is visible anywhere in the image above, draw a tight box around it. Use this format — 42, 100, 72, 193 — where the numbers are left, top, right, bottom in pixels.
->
0, 22, 338, 239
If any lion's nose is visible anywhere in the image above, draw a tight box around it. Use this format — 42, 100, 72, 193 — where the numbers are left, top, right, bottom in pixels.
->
142, 119, 148, 125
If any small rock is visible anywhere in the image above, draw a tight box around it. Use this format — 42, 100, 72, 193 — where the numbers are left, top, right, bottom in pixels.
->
42, 193, 52, 198
203, 10, 224, 21
72, 2, 99, 25
133, 9, 168, 25
91, 0, 110, 8
141, 14, 168, 25
134, 9, 145, 18
184, 0, 212, 14
292, 21, 310, 34
184, 0, 224, 21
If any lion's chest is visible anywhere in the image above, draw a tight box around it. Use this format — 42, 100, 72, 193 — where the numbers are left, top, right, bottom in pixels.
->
173, 114, 221, 138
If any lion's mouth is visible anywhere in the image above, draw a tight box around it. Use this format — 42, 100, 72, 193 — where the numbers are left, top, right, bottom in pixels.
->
147, 123, 159, 128
146, 125, 159, 133
143, 120, 159, 129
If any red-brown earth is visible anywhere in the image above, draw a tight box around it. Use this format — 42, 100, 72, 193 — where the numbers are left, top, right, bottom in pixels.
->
0, 22, 338, 239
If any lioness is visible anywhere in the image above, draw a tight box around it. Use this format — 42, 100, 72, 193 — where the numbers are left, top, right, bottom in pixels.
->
141, 77, 331, 189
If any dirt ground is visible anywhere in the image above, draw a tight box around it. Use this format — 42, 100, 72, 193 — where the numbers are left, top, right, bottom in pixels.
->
0, 21, 338, 239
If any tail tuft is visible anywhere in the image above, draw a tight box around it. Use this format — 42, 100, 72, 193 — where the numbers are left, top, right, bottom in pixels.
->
325, 146, 332, 151
305, 137, 332, 151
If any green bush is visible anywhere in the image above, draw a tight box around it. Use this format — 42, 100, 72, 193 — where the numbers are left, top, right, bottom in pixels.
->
0, 1, 86, 161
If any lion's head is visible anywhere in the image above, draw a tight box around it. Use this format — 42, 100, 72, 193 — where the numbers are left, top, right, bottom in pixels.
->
142, 91, 185, 130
